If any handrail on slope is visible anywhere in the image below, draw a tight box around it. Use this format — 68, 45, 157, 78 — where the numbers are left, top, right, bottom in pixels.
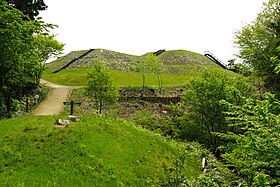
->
204, 51, 228, 69
153, 49, 165, 56
52, 49, 95, 74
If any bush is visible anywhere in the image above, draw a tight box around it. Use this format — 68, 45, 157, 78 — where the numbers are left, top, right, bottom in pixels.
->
178, 68, 257, 152
219, 93, 280, 185
85, 62, 118, 114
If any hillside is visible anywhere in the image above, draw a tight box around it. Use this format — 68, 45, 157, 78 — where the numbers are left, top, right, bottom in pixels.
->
0, 115, 201, 186
46, 48, 218, 72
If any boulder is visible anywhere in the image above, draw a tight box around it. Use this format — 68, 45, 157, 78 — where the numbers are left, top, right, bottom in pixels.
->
68, 115, 80, 122
57, 119, 70, 126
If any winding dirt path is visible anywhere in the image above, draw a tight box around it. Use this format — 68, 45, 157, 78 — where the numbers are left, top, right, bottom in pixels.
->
32, 80, 80, 116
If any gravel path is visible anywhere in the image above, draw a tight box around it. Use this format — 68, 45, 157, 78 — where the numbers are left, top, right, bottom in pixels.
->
32, 80, 80, 116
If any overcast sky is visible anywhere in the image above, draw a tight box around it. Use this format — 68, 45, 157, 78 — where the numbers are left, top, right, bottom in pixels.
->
41, 0, 266, 63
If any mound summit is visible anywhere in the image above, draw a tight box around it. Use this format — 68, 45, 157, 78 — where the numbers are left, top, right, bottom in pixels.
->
46, 49, 218, 72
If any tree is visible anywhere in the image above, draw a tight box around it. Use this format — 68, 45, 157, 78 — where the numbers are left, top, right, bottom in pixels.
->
131, 53, 162, 90
147, 53, 163, 93
0, 2, 63, 116
4, 0, 47, 20
34, 33, 64, 83
131, 57, 150, 89
220, 93, 280, 186
180, 68, 256, 152
235, 0, 280, 92
85, 62, 118, 114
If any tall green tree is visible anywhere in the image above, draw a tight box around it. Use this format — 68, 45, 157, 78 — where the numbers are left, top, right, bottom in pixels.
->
34, 33, 64, 83
235, 0, 280, 92
85, 62, 118, 114
220, 93, 280, 186
0, 2, 63, 116
4, 0, 47, 20
180, 69, 256, 152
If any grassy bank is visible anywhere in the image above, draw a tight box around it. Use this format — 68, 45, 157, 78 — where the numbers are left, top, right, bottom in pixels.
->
42, 68, 195, 87
0, 115, 201, 186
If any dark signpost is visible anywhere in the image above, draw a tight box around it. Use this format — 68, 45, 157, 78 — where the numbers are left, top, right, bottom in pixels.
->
63, 100, 81, 115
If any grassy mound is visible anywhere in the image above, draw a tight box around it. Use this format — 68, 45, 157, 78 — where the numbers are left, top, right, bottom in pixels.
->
43, 49, 221, 87
45, 50, 88, 70
0, 115, 201, 186
46, 49, 217, 71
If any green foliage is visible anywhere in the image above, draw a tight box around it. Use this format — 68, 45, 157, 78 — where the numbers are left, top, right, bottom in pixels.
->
220, 93, 280, 185
179, 68, 256, 152
0, 2, 63, 117
0, 115, 201, 186
130, 54, 154, 89
146, 53, 163, 92
5, 0, 47, 20
160, 143, 240, 187
34, 34, 64, 63
235, 0, 280, 92
231, 63, 252, 77
160, 151, 194, 186
85, 62, 118, 114
272, 46, 280, 74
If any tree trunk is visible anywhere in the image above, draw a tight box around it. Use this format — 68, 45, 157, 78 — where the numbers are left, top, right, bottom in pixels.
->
142, 74, 145, 89
157, 73, 162, 94
5, 91, 12, 115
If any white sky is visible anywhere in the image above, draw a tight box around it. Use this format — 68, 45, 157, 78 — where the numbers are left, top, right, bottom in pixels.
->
41, 0, 266, 63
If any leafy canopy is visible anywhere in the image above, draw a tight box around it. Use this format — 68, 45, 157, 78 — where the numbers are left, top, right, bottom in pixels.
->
220, 93, 280, 186
85, 62, 118, 114
180, 68, 256, 152
235, 0, 280, 91
0, 2, 63, 116
4, 0, 47, 20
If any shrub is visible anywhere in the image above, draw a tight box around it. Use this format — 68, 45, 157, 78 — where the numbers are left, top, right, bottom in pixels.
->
178, 68, 257, 152
219, 93, 280, 185
85, 62, 118, 114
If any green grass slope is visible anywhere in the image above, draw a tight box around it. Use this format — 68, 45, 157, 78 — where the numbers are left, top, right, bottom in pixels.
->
42, 68, 194, 87
43, 48, 219, 87
0, 115, 201, 186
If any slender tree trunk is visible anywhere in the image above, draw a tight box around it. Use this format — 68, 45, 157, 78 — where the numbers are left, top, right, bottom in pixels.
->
37, 63, 45, 85
157, 73, 162, 94
5, 91, 12, 114
142, 74, 145, 89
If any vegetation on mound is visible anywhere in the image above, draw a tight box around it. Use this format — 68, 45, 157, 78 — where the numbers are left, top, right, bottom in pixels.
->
45, 50, 87, 70
45, 49, 217, 72
158, 50, 214, 66
0, 115, 201, 186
